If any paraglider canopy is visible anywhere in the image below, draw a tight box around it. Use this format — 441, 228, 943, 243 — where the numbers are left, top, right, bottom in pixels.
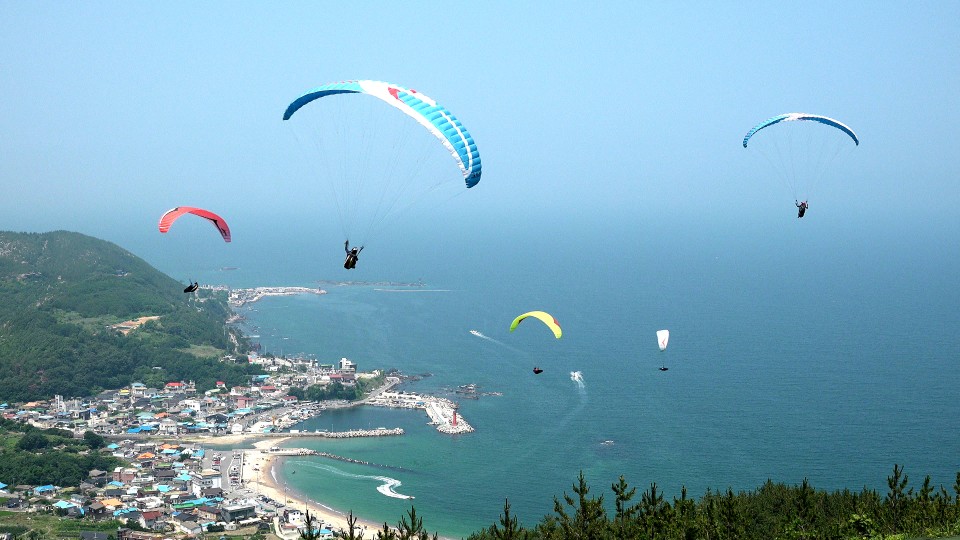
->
533, 367, 543, 375
742, 112, 859, 203
657, 329, 670, 351
742, 113, 859, 148
158, 207, 231, 243
510, 311, 562, 339
283, 80, 481, 188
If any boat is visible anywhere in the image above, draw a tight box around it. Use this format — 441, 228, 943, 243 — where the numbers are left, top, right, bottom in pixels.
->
469, 330, 483, 337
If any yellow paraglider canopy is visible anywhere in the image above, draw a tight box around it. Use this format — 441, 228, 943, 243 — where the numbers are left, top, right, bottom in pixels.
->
509, 311, 562, 339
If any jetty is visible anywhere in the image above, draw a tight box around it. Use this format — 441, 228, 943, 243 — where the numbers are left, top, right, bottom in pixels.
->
282, 427, 404, 438
368, 391, 474, 434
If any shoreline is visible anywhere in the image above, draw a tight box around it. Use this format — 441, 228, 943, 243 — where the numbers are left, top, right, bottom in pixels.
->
246, 438, 459, 540
244, 438, 387, 537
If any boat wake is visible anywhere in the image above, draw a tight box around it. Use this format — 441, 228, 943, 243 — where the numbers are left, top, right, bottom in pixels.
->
468, 329, 520, 352
297, 461, 414, 499
570, 371, 585, 390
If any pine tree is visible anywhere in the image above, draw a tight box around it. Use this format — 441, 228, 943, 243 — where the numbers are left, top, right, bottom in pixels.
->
718, 487, 744, 539
551, 470, 607, 540
300, 510, 322, 540
610, 475, 638, 539
491, 498, 523, 540
884, 463, 910, 534
639, 482, 668, 539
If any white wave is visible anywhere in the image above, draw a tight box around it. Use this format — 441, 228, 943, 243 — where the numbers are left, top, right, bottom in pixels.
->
376, 476, 415, 499
296, 461, 414, 499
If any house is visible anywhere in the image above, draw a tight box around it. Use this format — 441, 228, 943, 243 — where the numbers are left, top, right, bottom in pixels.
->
33, 484, 58, 497
199, 487, 223, 499
196, 504, 221, 523
113, 467, 137, 483
138, 510, 164, 530
86, 501, 107, 519
164, 382, 186, 393
220, 503, 257, 523
87, 469, 108, 487
190, 470, 221, 497
99, 498, 125, 511
177, 520, 202, 536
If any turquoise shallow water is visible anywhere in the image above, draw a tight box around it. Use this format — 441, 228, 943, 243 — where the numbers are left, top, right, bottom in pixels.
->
136, 216, 960, 539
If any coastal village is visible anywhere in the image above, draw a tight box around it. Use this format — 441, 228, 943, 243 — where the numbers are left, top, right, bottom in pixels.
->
0, 289, 476, 539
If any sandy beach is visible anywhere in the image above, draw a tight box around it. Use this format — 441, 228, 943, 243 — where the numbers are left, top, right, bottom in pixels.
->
242, 438, 388, 538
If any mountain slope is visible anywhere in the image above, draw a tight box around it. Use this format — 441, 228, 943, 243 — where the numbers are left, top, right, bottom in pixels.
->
0, 230, 257, 402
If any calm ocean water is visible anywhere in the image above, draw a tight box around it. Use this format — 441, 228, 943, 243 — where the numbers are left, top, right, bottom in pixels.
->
131, 212, 960, 538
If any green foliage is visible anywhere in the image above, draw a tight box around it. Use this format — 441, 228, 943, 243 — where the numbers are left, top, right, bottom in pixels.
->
0, 230, 260, 401
302, 374, 385, 402
15, 431, 49, 451
463, 465, 960, 540
83, 430, 105, 449
0, 436, 123, 486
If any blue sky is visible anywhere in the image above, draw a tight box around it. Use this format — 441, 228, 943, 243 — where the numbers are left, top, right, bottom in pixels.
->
1, 2, 958, 251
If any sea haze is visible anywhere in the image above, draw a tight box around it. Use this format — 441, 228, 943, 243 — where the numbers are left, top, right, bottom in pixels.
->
136, 212, 960, 538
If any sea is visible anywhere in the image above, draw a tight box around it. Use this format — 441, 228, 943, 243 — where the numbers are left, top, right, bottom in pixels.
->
118, 208, 960, 539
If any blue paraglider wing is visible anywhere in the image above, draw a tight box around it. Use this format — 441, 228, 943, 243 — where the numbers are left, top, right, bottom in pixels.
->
743, 113, 859, 148
284, 80, 481, 188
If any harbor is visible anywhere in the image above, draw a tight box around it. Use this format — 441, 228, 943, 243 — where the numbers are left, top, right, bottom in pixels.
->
228, 286, 328, 307
367, 391, 474, 434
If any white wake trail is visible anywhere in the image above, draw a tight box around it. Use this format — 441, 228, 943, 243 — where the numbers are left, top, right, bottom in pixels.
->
297, 461, 414, 499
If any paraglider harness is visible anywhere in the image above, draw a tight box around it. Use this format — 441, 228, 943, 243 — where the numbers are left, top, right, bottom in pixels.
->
796, 200, 808, 218
344, 241, 363, 270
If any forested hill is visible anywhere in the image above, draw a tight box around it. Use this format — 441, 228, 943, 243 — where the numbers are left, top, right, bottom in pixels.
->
0, 230, 260, 402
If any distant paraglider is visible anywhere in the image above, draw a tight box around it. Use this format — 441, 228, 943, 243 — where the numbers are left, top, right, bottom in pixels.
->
509, 311, 562, 339
743, 112, 859, 213
657, 329, 670, 371
510, 311, 561, 375
183, 281, 199, 294
158, 207, 232, 242
657, 329, 670, 351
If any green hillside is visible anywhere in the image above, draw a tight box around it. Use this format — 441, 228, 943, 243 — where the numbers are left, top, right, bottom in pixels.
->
0, 230, 260, 402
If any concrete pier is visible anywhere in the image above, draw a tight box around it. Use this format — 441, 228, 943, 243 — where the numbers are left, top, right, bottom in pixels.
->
368, 391, 474, 434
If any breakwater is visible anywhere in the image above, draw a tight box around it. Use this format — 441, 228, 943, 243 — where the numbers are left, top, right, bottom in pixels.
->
315, 451, 408, 471
367, 391, 474, 434
270, 428, 404, 438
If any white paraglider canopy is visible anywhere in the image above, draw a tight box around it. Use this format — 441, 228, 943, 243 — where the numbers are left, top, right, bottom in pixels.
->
657, 329, 670, 351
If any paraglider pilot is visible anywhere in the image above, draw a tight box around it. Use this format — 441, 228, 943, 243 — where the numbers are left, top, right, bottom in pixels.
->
795, 200, 808, 218
344, 240, 364, 270
183, 281, 199, 293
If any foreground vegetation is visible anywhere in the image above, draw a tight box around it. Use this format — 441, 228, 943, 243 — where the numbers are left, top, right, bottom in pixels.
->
318, 465, 960, 540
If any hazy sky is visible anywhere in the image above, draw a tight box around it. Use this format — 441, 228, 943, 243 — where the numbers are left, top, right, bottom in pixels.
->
1, 2, 958, 252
